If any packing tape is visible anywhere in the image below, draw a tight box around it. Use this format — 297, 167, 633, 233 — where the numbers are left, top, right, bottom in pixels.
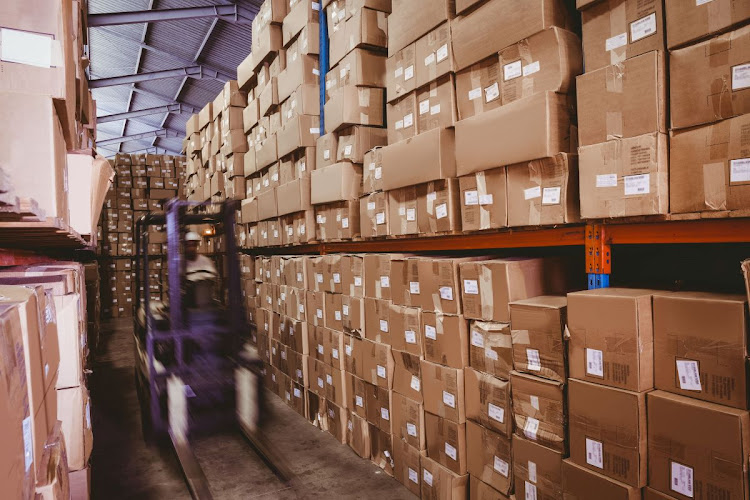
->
518, 39, 535, 98
703, 162, 728, 210
528, 160, 542, 225
709, 75, 733, 123
514, 459, 563, 495
471, 67, 483, 116
479, 266, 495, 321
476, 172, 491, 229
609, 2, 627, 65
511, 329, 532, 346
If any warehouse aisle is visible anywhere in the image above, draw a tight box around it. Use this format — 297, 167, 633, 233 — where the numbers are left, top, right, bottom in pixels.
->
89, 318, 415, 500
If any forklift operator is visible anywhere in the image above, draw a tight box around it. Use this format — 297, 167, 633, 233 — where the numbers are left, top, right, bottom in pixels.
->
184, 232, 218, 307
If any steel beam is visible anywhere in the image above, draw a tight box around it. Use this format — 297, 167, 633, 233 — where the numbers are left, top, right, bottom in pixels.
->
97, 129, 181, 146
98, 103, 191, 123
89, 66, 206, 88
88, 5, 254, 27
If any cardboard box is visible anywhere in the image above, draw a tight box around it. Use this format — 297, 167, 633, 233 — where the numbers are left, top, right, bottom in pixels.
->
665, 0, 750, 49
277, 114, 320, 159
362, 338, 394, 389
310, 162, 362, 204
314, 200, 360, 241
567, 288, 654, 392
329, 8, 388, 66
421, 360, 465, 424
57, 385, 93, 471
506, 153, 579, 227
464, 367, 512, 437
458, 167, 507, 232
388, 0, 454, 56
568, 379, 647, 487
451, 0, 570, 71
510, 295, 567, 383
336, 125, 388, 163
388, 186, 419, 236
513, 434, 563, 500
425, 413, 467, 475
346, 373, 368, 419
363, 297, 392, 344
360, 191, 389, 238
653, 291, 748, 408
415, 22, 455, 89
578, 132, 669, 218
389, 304, 423, 356
387, 92, 418, 144
467, 320, 513, 380
347, 410, 371, 459
280, 84, 319, 127
455, 55, 502, 121
421, 454, 469, 500
381, 127, 456, 190
416, 179, 461, 235
366, 382, 392, 432
369, 424, 394, 476
278, 54, 319, 103
326, 49, 386, 99
324, 86, 385, 132
455, 92, 572, 176
511, 371, 566, 453
582, 0, 666, 73
252, 24, 283, 67
364, 253, 396, 300
577, 50, 666, 147
416, 75, 458, 133
670, 115, 750, 213
282, 0, 319, 46
562, 460, 641, 500
392, 439, 421, 496
648, 390, 750, 499
392, 391, 425, 450
316, 132, 338, 168
466, 421, 512, 495
326, 401, 348, 444
386, 43, 417, 103
422, 312, 468, 369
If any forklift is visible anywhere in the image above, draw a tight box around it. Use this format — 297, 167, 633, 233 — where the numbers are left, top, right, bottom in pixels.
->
132, 199, 294, 499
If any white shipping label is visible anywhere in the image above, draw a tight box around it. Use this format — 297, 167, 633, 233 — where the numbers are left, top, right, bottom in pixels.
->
310, 127, 320, 135
676, 359, 702, 391
410, 375, 421, 392
525, 482, 538, 500
528, 461, 537, 483
395, 119, 404, 130
464, 190, 479, 206
344, 144, 353, 156
630, 13, 657, 42
333, 273, 341, 284
430, 104, 441, 115
624, 174, 650, 195
404, 65, 414, 81
318, 377, 324, 388
299, 304, 305, 313
488, 403, 505, 423
523, 61, 541, 77
586, 348, 604, 377
405, 330, 417, 344
410, 281, 421, 294
586, 438, 604, 469
524, 417, 540, 440
435, 203, 448, 219
443, 391, 456, 408
332, 348, 339, 359
376, 212, 386, 225
419, 100, 430, 115
406, 208, 416, 221
504, 60, 522, 81
671, 462, 695, 497
326, 374, 333, 385
399, 206, 406, 216
395, 66, 404, 78
424, 52, 436, 67
381, 407, 390, 420
494, 457, 509, 477
425, 325, 437, 340
408, 468, 419, 484
381, 276, 390, 288
294, 388, 302, 398
354, 276, 363, 287
524, 186, 542, 200
470, 330, 485, 348
423, 469, 433, 486
407, 423, 418, 437
526, 349, 542, 371
340, 67, 347, 79
318, 344, 324, 354
1, 29, 54, 68
606, 32, 628, 51
356, 395, 364, 407
479, 194, 494, 205
485, 82, 500, 103
596, 173, 618, 188
469, 87, 483, 101
439, 287, 454, 300
463, 279, 479, 295
342, 217, 349, 228
436, 44, 449, 63
696, 0, 713, 4
404, 113, 414, 128
346, 345, 353, 356
379, 320, 389, 332
335, 310, 342, 321
323, 149, 331, 160
731, 158, 750, 182
485, 348, 498, 361
445, 442, 457, 461
316, 309, 323, 319
377, 365, 386, 378
530, 395, 540, 410
22, 417, 32, 471
542, 187, 561, 205
316, 273, 324, 283
342, 304, 349, 316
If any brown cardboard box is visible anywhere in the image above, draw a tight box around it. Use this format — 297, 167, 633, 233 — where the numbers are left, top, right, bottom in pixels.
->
314, 200, 360, 241
57, 385, 93, 472
458, 167, 508, 232
388, 186, 419, 236
257, 188, 278, 220
567, 288, 654, 392
363, 297, 392, 344
562, 460, 641, 500
464, 367, 512, 437
568, 379, 647, 487
468, 320, 513, 381
276, 114, 320, 159
391, 349, 422, 405
342, 296, 365, 336
392, 391, 425, 450
653, 291, 748, 409
278, 55, 319, 103
511, 371, 566, 453
451, 0, 570, 71
251, 24, 283, 67
665, 0, 750, 49
329, 8, 388, 66
342, 254, 365, 297
425, 412, 467, 475
324, 86, 385, 132
513, 434, 563, 500
362, 147, 384, 194
421, 360, 465, 424
316, 132, 338, 168
416, 75, 458, 133
387, 92, 418, 144
422, 312, 469, 369
386, 44, 417, 103
393, 439, 421, 496
642, 487, 677, 500
416, 179, 461, 235
455, 92, 572, 176
421, 454, 469, 500
466, 421, 512, 495
455, 54, 503, 124
256, 134, 279, 170
283, 1, 319, 47
369, 424, 394, 476
415, 22, 455, 89
244, 99, 261, 133
388, 0, 454, 56
578, 132, 669, 218
506, 153, 579, 227
648, 390, 750, 500
310, 162, 362, 204
381, 127, 456, 190
280, 84, 319, 126
360, 191, 390, 238
412, 257, 465, 315
326, 400, 348, 444
326, 49, 386, 99
347, 373, 368, 419
510, 295, 567, 383
582, 0, 666, 73
390, 304, 423, 356
365, 382, 392, 432
336, 126, 388, 163
577, 51, 666, 147
362, 338, 394, 389
364, 253, 396, 300
670, 116, 750, 213
499, 27, 582, 106
469, 476, 509, 500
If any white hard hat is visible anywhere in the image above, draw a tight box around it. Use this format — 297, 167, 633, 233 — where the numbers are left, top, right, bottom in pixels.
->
185, 231, 201, 242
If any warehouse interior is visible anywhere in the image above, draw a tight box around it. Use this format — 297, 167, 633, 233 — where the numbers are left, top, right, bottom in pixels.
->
2, 0, 750, 499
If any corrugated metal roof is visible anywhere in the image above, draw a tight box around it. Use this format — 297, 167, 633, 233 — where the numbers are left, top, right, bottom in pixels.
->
90, 0, 257, 156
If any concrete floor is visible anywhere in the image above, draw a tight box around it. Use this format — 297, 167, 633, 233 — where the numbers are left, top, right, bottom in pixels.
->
89, 318, 416, 499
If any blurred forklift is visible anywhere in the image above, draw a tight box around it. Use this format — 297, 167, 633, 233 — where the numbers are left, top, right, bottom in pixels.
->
132, 200, 294, 499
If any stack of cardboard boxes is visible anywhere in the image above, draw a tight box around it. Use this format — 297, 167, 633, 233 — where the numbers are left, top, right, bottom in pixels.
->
0, 262, 93, 499
99, 153, 187, 318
